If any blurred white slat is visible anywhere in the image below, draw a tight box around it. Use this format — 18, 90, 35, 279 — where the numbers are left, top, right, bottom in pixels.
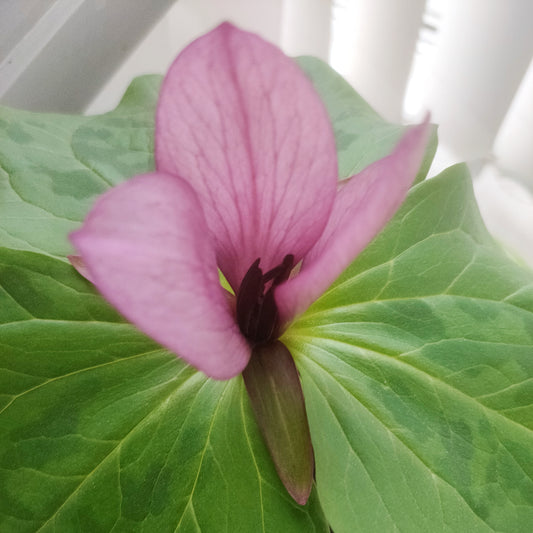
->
421, 0, 533, 163
330, 0, 426, 122
86, 0, 285, 115
493, 57, 533, 187
0, 0, 55, 64
281, 0, 332, 61
0, 0, 176, 112
475, 164, 533, 267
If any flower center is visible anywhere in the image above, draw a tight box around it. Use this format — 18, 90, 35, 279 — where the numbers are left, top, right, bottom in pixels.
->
236, 254, 294, 345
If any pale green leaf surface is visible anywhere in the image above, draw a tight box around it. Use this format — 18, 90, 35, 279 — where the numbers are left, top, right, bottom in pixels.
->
1, 62, 532, 533
284, 165, 533, 533
296, 56, 438, 183
0, 249, 328, 532
0, 75, 161, 258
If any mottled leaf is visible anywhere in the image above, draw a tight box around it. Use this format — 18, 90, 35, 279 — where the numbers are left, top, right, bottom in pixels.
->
0, 249, 328, 532
0, 75, 161, 258
284, 165, 533, 533
297, 56, 437, 183
1, 57, 531, 533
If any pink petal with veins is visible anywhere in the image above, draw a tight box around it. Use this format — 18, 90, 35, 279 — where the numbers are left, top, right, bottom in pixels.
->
155, 23, 337, 290
71, 172, 250, 380
276, 118, 431, 322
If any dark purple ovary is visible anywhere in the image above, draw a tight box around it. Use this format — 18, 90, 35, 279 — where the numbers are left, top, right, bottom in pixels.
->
236, 254, 294, 344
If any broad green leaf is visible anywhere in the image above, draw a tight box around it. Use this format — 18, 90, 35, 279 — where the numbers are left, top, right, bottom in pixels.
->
284, 164, 533, 533
1, 60, 531, 533
0, 61, 434, 263
297, 56, 438, 182
0, 75, 161, 259
0, 248, 328, 532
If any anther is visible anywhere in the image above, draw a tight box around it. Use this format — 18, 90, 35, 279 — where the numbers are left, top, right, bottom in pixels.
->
236, 254, 294, 344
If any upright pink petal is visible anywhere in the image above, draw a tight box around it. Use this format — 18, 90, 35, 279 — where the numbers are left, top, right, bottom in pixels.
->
70, 172, 250, 380
156, 23, 338, 290
276, 119, 431, 323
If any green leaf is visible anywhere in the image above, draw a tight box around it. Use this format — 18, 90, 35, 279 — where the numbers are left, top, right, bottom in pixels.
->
1, 60, 532, 533
284, 164, 533, 533
296, 56, 438, 183
0, 248, 328, 532
0, 75, 162, 259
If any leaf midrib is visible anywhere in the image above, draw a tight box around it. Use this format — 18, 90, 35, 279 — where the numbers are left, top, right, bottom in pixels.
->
33, 366, 202, 532
295, 334, 533, 438
300, 358, 497, 533
300, 292, 533, 324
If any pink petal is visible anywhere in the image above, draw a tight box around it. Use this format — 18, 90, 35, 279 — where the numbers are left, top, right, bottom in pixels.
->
276, 118, 431, 323
70, 172, 250, 380
155, 23, 337, 290
67, 255, 94, 283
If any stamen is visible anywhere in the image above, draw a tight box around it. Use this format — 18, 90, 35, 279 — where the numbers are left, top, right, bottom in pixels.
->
236, 254, 294, 344
236, 258, 263, 336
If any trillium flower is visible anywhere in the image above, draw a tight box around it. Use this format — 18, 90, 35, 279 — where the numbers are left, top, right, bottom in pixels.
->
71, 23, 429, 504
